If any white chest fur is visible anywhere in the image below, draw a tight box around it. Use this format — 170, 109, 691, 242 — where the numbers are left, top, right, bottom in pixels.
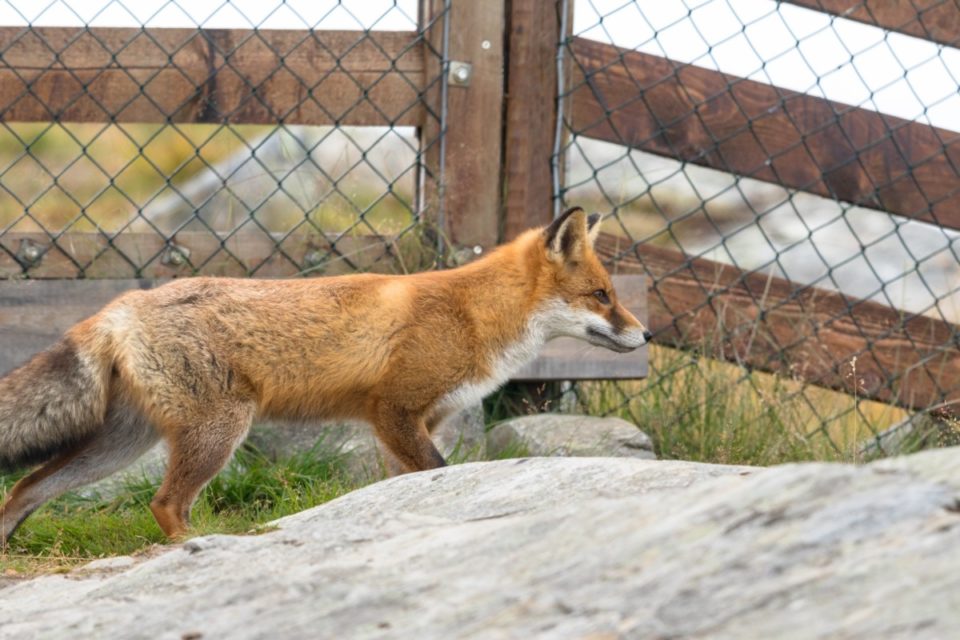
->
437, 300, 590, 413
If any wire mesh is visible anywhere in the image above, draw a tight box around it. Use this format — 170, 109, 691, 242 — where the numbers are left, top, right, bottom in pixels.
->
558, 0, 960, 460
0, 0, 446, 280
3, 0, 960, 461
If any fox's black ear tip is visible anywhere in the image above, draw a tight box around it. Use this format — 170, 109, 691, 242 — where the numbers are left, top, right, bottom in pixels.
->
587, 212, 601, 228
544, 206, 585, 244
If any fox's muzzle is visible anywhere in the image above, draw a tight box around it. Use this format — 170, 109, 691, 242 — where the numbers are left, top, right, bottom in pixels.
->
586, 324, 649, 353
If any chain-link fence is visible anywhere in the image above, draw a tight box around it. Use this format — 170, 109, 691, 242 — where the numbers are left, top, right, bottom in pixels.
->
0, 1, 446, 280
559, 0, 960, 461
2, 0, 959, 463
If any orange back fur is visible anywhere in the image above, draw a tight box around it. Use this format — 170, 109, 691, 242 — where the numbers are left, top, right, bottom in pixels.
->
73, 213, 642, 431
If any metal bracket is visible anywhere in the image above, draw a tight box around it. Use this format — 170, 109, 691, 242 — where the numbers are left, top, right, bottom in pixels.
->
448, 60, 473, 87
449, 244, 484, 267
303, 248, 328, 274
16, 238, 46, 268
161, 241, 191, 267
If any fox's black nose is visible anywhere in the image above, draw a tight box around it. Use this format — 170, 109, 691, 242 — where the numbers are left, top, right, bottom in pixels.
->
642, 330, 653, 343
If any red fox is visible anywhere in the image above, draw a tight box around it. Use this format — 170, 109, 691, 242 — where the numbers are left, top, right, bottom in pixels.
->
0, 207, 649, 541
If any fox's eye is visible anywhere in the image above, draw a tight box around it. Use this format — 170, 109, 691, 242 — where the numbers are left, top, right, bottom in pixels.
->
593, 289, 610, 304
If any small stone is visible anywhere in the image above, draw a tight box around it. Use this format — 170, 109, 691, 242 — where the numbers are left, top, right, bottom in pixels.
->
486, 414, 655, 460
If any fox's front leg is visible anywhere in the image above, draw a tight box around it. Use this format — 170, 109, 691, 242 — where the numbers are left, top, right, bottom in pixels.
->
371, 403, 446, 474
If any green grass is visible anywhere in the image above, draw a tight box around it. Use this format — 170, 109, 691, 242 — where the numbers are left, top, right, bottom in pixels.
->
571, 343, 906, 466
485, 341, 911, 468
0, 438, 364, 577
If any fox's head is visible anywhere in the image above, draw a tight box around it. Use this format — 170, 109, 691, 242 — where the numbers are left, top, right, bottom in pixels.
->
538, 207, 651, 353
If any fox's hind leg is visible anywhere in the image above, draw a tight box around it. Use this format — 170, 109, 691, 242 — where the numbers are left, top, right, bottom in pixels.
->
1, 401, 160, 546
149, 402, 255, 539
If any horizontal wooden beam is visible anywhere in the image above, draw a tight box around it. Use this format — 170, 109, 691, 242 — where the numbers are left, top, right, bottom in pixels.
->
0, 27, 424, 126
595, 233, 960, 412
569, 37, 960, 232
0, 230, 432, 279
783, 1, 960, 48
0, 274, 647, 379
0, 278, 153, 374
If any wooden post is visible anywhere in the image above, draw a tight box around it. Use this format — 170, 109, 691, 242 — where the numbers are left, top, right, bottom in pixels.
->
499, 0, 575, 414
420, 0, 505, 254
502, 0, 570, 240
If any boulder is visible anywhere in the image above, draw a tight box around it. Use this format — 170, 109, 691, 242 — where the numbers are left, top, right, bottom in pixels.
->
6, 449, 960, 638
487, 413, 655, 459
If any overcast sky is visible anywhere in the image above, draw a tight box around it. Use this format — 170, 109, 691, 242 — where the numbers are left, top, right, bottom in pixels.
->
0, 0, 956, 132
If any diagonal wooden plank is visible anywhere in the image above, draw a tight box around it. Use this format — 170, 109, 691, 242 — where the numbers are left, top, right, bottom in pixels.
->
595, 233, 960, 412
783, 0, 960, 48
569, 37, 960, 232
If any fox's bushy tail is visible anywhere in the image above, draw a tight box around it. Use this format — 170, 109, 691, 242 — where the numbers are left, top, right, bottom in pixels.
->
0, 336, 111, 470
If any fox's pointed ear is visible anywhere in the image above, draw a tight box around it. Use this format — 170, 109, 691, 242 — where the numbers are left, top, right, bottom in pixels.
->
544, 206, 589, 263
586, 212, 602, 246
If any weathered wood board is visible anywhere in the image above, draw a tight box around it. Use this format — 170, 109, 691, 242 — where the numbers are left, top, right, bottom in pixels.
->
0, 27, 424, 126
783, 0, 960, 49
570, 37, 960, 232
595, 233, 960, 412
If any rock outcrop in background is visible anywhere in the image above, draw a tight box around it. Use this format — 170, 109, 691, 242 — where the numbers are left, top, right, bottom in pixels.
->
3, 449, 959, 639
487, 414, 655, 460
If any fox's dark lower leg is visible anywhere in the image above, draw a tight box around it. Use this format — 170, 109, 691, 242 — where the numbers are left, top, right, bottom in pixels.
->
372, 405, 446, 474
1, 402, 159, 546
150, 402, 254, 538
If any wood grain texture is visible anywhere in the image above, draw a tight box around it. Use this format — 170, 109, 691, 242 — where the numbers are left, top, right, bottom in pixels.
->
421, 0, 505, 250
569, 37, 960, 232
595, 233, 960, 411
0, 27, 424, 126
0, 274, 647, 379
783, 0, 960, 48
501, 0, 565, 240
0, 231, 429, 279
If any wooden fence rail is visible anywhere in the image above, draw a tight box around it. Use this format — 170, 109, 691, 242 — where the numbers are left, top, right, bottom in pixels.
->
0, 27, 426, 127
568, 36, 960, 232
783, 0, 960, 49
597, 234, 960, 412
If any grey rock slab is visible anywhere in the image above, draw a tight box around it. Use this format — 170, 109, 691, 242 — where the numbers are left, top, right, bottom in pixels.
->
2, 451, 959, 639
487, 413, 655, 459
